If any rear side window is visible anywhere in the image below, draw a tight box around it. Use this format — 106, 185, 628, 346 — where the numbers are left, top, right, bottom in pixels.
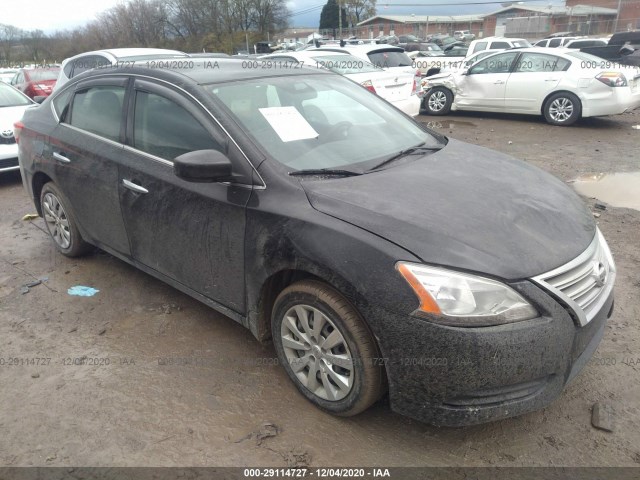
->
69, 86, 125, 142
549, 38, 562, 47
367, 50, 412, 68
72, 55, 110, 78
489, 41, 511, 49
514, 53, 570, 72
53, 88, 74, 119
133, 91, 221, 161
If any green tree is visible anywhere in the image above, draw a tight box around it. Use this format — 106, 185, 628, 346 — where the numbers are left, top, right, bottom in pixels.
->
319, 0, 348, 38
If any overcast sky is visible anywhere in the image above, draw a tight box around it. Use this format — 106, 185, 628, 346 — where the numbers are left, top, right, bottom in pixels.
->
2, 0, 566, 31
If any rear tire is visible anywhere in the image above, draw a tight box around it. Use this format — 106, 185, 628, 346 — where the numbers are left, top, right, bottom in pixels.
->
423, 87, 453, 116
272, 280, 385, 417
40, 182, 91, 257
543, 92, 581, 126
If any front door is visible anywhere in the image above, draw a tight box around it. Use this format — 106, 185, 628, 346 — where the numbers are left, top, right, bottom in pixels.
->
117, 79, 252, 313
454, 51, 520, 111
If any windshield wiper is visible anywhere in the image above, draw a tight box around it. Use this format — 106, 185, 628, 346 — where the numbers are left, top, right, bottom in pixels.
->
367, 143, 443, 172
289, 168, 362, 177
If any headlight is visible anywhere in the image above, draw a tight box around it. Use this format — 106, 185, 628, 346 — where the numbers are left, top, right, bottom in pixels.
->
396, 262, 538, 327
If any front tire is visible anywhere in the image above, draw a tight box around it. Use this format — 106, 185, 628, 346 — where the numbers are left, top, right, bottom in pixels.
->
40, 182, 91, 257
543, 92, 581, 126
423, 87, 453, 116
272, 280, 385, 416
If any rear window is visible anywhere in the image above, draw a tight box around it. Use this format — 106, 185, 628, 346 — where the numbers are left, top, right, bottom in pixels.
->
367, 50, 412, 68
512, 40, 531, 48
490, 42, 511, 49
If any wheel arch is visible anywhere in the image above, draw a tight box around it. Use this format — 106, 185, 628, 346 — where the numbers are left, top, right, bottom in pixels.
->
541, 89, 583, 116
31, 171, 53, 216
249, 265, 366, 344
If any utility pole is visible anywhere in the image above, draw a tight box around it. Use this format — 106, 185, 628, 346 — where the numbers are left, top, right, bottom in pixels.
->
338, 0, 343, 39
613, 0, 623, 33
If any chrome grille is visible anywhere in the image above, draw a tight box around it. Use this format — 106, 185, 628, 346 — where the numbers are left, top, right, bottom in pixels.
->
531, 229, 615, 327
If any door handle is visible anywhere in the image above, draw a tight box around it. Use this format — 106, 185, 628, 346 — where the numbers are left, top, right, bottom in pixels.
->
545, 78, 559, 82
494, 80, 505, 84
122, 179, 149, 194
53, 152, 71, 163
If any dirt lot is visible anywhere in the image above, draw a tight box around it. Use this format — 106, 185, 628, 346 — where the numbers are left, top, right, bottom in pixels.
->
1, 110, 639, 469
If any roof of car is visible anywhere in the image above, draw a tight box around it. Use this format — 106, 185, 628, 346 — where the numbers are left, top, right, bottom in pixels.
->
64, 48, 187, 62
74, 57, 332, 86
316, 44, 404, 54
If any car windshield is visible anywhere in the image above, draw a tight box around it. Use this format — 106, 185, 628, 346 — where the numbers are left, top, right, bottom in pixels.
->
0, 83, 31, 107
367, 50, 413, 68
27, 69, 59, 81
310, 54, 381, 74
207, 74, 442, 172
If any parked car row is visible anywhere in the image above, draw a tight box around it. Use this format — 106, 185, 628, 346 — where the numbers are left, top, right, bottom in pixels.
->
420, 47, 640, 125
15, 54, 617, 427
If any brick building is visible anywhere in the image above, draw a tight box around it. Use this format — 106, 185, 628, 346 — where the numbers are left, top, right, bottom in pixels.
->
355, 3, 629, 40
566, 0, 640, 31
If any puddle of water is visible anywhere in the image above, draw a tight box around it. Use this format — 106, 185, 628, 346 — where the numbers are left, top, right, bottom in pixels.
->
422, 120, 477, 129
572, 172, 640, 211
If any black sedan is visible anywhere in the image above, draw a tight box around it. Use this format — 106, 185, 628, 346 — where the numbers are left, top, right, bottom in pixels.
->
16, 59, 615, 426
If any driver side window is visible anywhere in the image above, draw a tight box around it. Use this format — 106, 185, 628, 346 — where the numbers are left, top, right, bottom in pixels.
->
468, 52, 519, 75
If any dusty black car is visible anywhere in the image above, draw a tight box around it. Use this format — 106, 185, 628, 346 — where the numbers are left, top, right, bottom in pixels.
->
16, 59, 616, 426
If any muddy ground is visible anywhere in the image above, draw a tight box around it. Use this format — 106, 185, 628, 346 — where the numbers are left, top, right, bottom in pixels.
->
0, 111, 639, 468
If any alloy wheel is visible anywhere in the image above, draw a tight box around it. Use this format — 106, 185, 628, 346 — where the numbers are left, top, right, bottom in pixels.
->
280, 304, 354, 401
43, 192, 71, 249
428, 91, 447, 112
549, 97, 574, 122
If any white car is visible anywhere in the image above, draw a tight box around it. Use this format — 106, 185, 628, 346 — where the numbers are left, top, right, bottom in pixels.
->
312, 45, 416, 77
534, 37, 578, 48
261, 50, 420, 117
421, 47, 640, 126
54, 48, 188, 91
564, 39, 608, 50
468, 37, 531, 54
0, 82, 35, 173
0, 69, 17, 84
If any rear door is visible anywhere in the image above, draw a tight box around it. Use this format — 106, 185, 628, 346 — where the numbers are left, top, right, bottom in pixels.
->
47, 77, 131, 255
117, 79, 253, 313
504, 52, 570, 113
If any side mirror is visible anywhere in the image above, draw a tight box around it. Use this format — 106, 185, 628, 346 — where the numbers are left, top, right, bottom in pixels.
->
174, 149, 233, 183
33, 96, 47, 104
462, 68, 470, 75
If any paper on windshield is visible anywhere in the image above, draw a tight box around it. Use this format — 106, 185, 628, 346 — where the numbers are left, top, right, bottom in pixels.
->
259, 106, 319, 142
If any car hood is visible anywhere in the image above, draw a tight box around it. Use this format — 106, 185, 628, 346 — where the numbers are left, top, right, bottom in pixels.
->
302, 139, 595, 280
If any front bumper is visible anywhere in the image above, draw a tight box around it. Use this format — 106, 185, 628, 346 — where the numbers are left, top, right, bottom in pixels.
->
361, 281, 613, 426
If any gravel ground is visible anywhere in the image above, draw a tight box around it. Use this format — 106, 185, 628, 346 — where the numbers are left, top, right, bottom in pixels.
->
0, 110, 639, 468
